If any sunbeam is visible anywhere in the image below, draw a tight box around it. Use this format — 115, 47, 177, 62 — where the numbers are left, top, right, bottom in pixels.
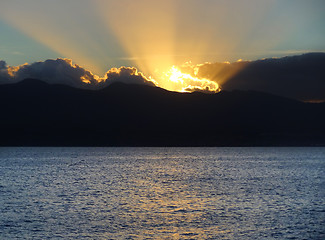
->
0, 0, 121, 75
1, 0, 324, 93
93, 0, 279, 92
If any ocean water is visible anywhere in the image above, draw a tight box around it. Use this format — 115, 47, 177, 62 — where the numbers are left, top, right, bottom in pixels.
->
0, 147, 324, 239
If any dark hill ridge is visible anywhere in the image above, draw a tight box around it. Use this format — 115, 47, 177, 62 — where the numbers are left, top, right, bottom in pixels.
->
0, 79, 324, 146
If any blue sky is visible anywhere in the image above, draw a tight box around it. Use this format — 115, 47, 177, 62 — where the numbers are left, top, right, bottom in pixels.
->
0, 0, 324, 77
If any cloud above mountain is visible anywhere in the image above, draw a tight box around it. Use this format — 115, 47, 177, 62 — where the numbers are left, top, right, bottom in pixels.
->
0, 58, 157, 89
1, 53, 324, 101
187, 52, 325, 101
104, 67, 157, 87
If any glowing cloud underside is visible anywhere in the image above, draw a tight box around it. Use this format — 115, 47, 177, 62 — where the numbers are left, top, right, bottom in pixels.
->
161, 66, 220, 93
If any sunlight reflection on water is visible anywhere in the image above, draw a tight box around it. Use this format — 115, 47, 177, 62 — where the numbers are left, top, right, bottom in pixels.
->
0, 147, 324, 239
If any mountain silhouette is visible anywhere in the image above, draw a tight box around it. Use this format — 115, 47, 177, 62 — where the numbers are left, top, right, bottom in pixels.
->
0, 79, 324, 146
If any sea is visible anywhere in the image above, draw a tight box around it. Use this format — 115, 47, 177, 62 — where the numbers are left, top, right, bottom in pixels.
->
0, 147, 324, 239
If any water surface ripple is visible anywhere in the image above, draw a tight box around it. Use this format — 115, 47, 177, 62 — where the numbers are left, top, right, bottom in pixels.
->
0, 147, 324, 239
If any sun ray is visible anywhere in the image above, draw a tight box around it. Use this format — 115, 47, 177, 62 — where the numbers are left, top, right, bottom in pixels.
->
1, 0, 281, 93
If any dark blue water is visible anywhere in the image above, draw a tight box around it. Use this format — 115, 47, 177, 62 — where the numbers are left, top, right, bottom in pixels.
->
0, 147, 324, 239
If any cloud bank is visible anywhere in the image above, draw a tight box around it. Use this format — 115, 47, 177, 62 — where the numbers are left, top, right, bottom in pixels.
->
0, 58, 157, 89
186, 52, 325, 101
1, 53, 324, 101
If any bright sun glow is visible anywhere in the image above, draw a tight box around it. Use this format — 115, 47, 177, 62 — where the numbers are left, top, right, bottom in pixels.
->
160, 66, 220, 93
0, 0, 277, 94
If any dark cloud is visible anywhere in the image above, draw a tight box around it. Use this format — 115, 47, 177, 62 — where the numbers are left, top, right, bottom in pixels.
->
183, 86, 217, 94
103, 67, 157, 87
0, 58, 157, 89
0, 60, 13, 83
192, 53, 325, 101
0, 60, 6, 69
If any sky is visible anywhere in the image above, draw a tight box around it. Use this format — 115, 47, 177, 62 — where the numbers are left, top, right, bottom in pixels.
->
0, 0, 325, 93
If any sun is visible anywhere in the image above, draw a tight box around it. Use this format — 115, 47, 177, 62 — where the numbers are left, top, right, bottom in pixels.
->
159, 66, 220, 93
